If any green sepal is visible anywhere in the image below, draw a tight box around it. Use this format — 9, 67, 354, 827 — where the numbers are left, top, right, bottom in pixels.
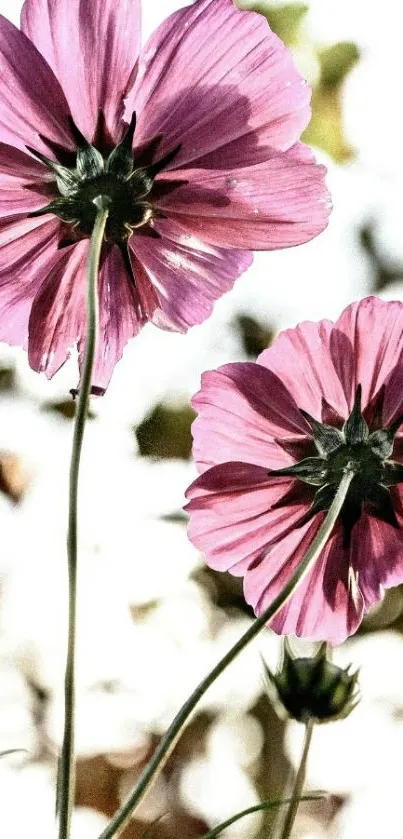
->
368, 428, 395, 460
343, 385, 369, 444
270, 456, 327, 486
300, 409, 344, 456
106, 112, 137, 178
28, 197, 80, 222
25, 145, 80, 196
76, 144, 104, 180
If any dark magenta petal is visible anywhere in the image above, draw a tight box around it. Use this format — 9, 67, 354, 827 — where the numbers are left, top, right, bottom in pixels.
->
352, 512, 403, 608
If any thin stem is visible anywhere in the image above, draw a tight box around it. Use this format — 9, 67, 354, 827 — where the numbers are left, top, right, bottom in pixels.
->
99, 468, 354, 839
57, 200, 109, 839
197, 791, 324, 839
277, 719, 315, 839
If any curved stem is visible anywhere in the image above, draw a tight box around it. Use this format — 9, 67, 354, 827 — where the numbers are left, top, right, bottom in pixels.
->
277, 719, 315, 839
99, 468, 354, 839
57, 200, 109, 839
196, 791, 323, 839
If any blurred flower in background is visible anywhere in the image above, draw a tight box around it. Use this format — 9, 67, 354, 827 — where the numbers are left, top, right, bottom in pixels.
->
0, 0, 402, 838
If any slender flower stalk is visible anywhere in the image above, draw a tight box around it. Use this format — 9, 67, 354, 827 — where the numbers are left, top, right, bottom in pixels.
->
277, 719, 315, 839
98, 469, 354, 839
58, 198, 109, 839
195, 791, 324, 839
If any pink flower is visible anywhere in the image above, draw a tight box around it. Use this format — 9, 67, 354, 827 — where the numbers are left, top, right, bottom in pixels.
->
185, 297, 403, 645
0, 0, 329, 392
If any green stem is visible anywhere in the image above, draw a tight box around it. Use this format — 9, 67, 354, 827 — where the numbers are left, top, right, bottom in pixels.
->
277, 719, 315, 839
197, 792, 323, 839
98, 468, 354, 839
57, 199, 109, 839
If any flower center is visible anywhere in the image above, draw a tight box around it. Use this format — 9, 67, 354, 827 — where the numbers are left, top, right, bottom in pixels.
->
324, 441, 384, 500
272, 385, 403, 537
28, 113, 180, 244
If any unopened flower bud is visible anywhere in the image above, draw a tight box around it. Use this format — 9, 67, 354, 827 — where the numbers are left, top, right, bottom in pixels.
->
264, 641, 359, 724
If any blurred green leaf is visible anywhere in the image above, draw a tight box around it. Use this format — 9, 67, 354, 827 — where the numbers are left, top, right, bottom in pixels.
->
360, 223, 403, 293
43, 400, 95, 420
319, 42, 360, 90
136, 404, 196, 460
303, 88, 354, 163
236, 314, 274, 358
0, 365, 15, 392
303, 43, 360, 163
242, 3, 308, 45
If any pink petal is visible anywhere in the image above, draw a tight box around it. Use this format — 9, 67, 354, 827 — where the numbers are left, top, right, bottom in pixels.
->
258, 319, 351, 421
21, 0, 141, 143
382, 365, 403, 428
0, 214, 61, 346
129, 0, 311, 169
79, 245, 151, 394
185, 461, 309, 575
130, 217, 252, 331
186, 457, 366, 644
246, 519, 364, 644
28, 239, 89, 377
156, 148, 329, 250
28, 240, 159, 390
190, 363, 310, 473
332, 297, 403, 413
352, 511, 403, 609
0, 15, 73, 154
0, 143, 55, 217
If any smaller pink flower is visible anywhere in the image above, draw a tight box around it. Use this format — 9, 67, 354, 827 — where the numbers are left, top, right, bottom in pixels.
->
185, 297, 403, 644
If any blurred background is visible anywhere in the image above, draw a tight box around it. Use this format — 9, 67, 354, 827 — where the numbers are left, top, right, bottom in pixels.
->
0, 0, 402, 836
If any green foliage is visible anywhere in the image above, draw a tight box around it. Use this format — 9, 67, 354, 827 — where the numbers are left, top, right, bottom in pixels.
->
43, 400, 95, 420
253, 3, 308, 45
0, 365, 15, 391
236, 314, 274, 358
136, 403, 196, 459
303, 42, 360, 162
319, 41, 360, 89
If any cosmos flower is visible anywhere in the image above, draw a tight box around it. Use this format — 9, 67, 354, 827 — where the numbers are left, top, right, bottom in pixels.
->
0, 0, 329, 392
185, 297, 403, 645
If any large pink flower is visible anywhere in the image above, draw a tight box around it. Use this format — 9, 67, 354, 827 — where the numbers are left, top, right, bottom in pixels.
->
0, 0, 329, 392
185, 297, 403, 645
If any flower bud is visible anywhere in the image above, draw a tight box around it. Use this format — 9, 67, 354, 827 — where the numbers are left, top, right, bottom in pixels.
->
264, 641, 359, 724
